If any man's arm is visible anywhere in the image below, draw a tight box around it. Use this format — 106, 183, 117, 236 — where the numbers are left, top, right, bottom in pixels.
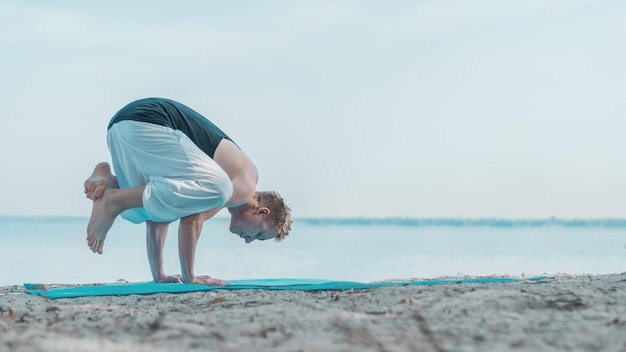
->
145, 221, 182, 283
178, 207, 228, 285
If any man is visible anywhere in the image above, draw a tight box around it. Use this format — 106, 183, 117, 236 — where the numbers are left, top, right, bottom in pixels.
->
83, 98, 292, 285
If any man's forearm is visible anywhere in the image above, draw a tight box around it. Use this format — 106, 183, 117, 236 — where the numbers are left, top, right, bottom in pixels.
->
178, 219, 201, 283
146, 221, 169, 281
178, 208, 223, 283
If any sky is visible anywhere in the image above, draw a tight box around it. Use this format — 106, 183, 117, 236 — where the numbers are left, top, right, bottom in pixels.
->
0, 0, 625, 219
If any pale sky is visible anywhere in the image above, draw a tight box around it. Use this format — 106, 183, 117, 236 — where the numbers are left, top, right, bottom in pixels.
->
1, 0, 625, 218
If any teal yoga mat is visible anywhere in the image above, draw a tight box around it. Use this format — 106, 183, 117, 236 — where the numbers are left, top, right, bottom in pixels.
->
24, 277, 553, 299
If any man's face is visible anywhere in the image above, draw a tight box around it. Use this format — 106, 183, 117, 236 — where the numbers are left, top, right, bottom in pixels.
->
229, 210, 277, 244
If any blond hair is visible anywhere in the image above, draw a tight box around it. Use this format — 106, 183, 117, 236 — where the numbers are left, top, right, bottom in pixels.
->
256, 191, 292, 241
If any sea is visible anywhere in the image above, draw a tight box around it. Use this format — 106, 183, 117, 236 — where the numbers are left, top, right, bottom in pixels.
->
0, 216, 624, 287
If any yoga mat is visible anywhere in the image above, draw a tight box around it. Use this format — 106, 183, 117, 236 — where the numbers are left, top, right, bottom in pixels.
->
24, 277, 553, 299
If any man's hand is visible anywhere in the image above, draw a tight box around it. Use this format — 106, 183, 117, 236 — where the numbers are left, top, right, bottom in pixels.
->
185, 275, 230, 286
155, 274, 183, 283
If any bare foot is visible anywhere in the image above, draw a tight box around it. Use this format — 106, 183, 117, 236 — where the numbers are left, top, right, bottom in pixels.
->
84, 162, 118, 200
86, 191, 119, 254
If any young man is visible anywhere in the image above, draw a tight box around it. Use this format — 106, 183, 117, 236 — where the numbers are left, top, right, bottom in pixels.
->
84, 98, 292, 285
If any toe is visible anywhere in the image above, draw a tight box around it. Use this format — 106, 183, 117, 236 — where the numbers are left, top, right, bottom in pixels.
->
89, 238, 98, 252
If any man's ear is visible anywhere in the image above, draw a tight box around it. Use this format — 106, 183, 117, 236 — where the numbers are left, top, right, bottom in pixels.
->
257, 207, 271, 216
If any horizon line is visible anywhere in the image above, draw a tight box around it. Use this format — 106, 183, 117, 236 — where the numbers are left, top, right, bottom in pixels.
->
2, 215, 626, 219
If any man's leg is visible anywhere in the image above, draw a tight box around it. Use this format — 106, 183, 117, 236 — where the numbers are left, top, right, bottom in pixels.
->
84, 162, 119, 200
87, 186, 145, 254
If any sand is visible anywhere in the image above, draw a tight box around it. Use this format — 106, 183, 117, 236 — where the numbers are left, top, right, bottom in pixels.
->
1, 274, 625, 352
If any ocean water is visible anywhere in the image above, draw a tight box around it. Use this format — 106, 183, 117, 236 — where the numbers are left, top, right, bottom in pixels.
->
0, 217, 624, 286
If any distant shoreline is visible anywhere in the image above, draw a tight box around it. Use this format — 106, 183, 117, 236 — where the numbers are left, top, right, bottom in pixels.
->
298, 217, 626, 227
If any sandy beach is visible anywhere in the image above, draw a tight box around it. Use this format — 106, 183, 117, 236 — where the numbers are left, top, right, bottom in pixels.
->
1, 274, 625, 352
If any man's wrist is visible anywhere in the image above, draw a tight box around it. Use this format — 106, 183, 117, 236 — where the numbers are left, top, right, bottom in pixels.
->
181, 273, 195, 283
